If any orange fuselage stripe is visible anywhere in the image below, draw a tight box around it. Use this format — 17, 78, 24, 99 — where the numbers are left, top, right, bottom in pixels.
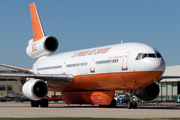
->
49, 71, 163, 92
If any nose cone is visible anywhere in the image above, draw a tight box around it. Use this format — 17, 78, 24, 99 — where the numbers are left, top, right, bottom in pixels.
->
146, 58, 166, 72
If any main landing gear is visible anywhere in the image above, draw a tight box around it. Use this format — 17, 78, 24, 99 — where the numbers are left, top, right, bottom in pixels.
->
31, 99, 49, 107
108, 99, 117, 108
127, 90, 137, 109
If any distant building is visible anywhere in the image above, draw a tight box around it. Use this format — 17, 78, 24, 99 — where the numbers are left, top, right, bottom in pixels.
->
0, 70, 23, 94
157, 65, 180, 101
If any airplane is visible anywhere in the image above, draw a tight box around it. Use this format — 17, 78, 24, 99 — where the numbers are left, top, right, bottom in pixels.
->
0, 91, 29, 102
0, 94, 8, 102
6, 91, 29, 102
0, 2, 178, 109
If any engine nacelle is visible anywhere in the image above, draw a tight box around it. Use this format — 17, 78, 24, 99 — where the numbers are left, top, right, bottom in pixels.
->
26, 36, 58, 59
134, 82, 159, 101
22, 79, 48, 101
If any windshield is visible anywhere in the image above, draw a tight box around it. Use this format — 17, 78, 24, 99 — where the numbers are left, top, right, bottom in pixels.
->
136, 52, 162, 60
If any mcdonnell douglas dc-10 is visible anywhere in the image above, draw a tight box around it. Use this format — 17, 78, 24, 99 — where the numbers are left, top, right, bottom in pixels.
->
0, 3, 177, 109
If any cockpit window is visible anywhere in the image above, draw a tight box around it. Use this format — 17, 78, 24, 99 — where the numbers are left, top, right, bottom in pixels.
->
148, 54, 156, 58
135, 52, 162, 60
156, 53, 162, 58
142, 54, 147, 59
135, 53, 143, 60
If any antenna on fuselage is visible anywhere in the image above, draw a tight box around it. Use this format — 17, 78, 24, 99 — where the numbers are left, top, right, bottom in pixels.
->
121, 40, 123, 44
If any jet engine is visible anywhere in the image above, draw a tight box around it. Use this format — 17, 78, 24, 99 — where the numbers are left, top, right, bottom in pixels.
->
22, 79, 48, 100
134, 82, 159, 101
26, 36, 58, 59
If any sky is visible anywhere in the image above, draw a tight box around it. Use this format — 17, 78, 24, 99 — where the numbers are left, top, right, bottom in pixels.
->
0, 0, 179, 70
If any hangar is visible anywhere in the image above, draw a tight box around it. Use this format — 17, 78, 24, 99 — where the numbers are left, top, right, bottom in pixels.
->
157, 65, 180, 101
0, 70, 22, 94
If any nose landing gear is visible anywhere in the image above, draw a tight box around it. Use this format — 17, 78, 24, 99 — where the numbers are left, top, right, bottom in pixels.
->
127, 100, 137, 109
127, 90, 137, 109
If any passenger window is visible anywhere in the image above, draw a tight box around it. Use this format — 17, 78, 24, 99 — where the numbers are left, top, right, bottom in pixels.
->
142, 54, 147, 59
148, 54, 156, 58
135, 53, 142, 60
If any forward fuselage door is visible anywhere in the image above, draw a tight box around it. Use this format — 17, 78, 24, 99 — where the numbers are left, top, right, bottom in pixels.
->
122, 52, 130, 70
89, 58, 96, 73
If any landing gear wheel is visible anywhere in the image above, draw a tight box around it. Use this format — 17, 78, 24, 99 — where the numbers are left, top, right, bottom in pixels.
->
127, 101, 132, 109
132, 101, 137, 109
99, 105, 106, 107
126, 90, 138, 109
127, 101, 137, 109
31, 100, 39, 107
40, 99, 49, 107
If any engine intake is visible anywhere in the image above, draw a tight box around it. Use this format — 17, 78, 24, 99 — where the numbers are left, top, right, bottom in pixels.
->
22, 79, 48, 100
44, 36, 58, 52
26, 36, 58, 59
134, 82, 159, 101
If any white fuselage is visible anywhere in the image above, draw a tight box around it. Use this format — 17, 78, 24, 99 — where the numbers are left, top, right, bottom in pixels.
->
32, 42, 165, 91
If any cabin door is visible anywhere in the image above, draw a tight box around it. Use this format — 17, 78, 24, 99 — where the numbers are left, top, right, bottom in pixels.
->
122, 52, 130, 70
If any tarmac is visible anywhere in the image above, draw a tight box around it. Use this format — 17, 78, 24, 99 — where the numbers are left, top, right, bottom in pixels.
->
0, 101, 180, 118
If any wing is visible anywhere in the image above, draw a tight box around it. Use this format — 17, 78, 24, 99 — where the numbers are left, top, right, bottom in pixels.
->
0, 73, 73, 86
0, 63, 33, 73
0, 63, 73, 86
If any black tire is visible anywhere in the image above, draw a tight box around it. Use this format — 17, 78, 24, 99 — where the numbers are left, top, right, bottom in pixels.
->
99, 105, 106, 107
31, 100, 39, 107
127, 101, 132, 109
40, 99, 49, 107
132, 101, 137, 109
108, 99, 117, 108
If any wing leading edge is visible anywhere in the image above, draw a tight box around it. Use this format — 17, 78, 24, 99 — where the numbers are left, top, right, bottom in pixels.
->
0, 73, 73, 87
0, 63, 73, 87
0, 63, 33, 73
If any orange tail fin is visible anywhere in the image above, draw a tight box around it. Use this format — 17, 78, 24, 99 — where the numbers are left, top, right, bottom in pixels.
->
30, 3, 45, 42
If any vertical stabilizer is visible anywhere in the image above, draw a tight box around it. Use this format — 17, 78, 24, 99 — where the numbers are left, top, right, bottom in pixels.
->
27, 3, 58, 60
30, 3, 45, 42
